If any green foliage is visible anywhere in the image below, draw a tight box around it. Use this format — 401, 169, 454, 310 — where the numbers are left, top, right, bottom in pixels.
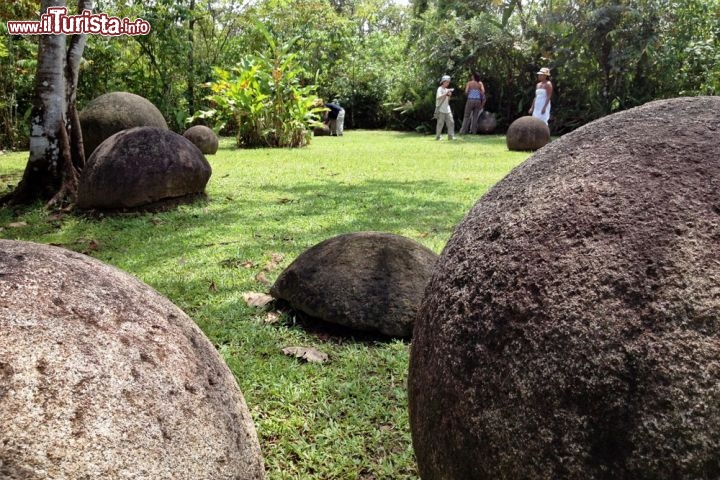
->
388, 5, 531, 132
524, 0, 720, 131
3, 0, 720, 144
192, 25, 325, 148
235, 0, 410, 129
0, 0, 38, 150
1, 131, 531, 479
654, 0, 720, 96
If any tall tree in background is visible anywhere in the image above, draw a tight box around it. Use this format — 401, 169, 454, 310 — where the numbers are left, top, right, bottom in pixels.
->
1, 0, 92, 207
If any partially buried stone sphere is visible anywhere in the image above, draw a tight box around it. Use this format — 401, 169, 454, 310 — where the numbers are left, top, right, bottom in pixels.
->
77, 126, 212, 210
79, 91, 168, 158
0, 240, 265, 479
313, 125, 331, 136
409, 96, 720, 480
270, 232, 438, 337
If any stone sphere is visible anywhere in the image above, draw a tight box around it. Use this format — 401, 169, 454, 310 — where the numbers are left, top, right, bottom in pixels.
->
0, 239, 265, 479
506, 115, 550, 150
409, 97, 720, 480
183, 125, 219, 155
313, 125, 331, 136
476, 111, 497, 133
270, 232, 438, 337
79, 92, 168, 157
77, 127, 212, 210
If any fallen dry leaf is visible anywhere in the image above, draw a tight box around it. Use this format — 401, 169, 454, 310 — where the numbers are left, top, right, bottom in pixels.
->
263, 252, 285, 272
242, 292, 274, 307
282, 346, 329, 364
264, 311, 281, 324
7, 222, 27, 228
255, 271, 271, 286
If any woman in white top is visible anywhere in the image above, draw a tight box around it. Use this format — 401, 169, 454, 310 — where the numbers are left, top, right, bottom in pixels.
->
529, 67, 553, 124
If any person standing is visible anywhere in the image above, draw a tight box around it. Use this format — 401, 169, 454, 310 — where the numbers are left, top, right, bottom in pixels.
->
529, 67, 553, 124
459, 71, 486, 135
325, 101, 345, 136
435, 75, 455, 140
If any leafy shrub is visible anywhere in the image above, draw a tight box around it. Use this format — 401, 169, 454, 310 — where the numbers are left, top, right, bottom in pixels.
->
191, 24, 325, 149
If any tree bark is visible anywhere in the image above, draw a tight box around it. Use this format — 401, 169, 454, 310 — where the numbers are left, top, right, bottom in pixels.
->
1, 0, 90, 208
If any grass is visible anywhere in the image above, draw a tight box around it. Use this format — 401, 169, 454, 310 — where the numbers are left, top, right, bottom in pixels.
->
0, 130, 530, 479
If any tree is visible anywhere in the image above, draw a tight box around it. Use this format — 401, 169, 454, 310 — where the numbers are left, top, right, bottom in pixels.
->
1, 0, 91, 208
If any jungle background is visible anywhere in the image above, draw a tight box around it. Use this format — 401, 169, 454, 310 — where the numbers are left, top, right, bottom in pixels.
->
1, 0, 719, 151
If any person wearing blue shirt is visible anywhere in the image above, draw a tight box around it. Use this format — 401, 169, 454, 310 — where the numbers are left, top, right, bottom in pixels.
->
459, 72, 486, 134
324, 102, 345, 136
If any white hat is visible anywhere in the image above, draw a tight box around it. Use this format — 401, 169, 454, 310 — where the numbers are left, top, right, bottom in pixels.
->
440, 75, 451, 84
536, 67, 551, 76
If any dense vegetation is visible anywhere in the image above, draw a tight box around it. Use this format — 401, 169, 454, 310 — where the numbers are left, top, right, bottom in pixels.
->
1, 0, 719, 150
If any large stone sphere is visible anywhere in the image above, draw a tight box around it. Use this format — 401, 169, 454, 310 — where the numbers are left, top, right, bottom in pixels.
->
0, 240, 265, 479
183, 125, 219, 155
77, 127, 211, 210
506, 115, 550, 150
79, 92, 168, 157
409, 96, 720, 480
270, 232, 438, 337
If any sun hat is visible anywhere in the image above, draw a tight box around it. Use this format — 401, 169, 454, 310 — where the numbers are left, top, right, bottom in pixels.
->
536, 67, 551, 76
440, 75, 451, 84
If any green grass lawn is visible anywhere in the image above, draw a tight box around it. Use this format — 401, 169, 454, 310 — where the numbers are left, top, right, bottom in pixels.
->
0, 130, 530, 479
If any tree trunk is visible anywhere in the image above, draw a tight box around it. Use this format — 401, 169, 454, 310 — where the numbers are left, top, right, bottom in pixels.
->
187, 0, 196, 116
0, 0, 91, 208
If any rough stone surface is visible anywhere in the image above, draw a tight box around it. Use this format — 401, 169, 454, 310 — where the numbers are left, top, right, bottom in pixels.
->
506, 115, 550, 150
476, 111, 497, 134
77, 127, 212, 210
409, 96, 720, 480
0, 240, 265, 480
184, 125, 219, 155
79, 92, 168, 157
270, 232, 438, 337
313, 125, 331, 136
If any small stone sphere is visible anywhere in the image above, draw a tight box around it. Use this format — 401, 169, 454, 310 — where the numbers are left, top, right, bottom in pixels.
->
183, 125, 219, 154
313, 125, 331, 136
506, 115, 550, 151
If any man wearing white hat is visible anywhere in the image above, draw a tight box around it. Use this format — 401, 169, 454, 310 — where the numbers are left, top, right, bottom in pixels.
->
435, 75, 456, 140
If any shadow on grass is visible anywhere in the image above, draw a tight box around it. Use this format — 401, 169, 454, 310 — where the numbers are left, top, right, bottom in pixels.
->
25, 176, 473, 267
271, 299, 411, 346
1, 176, 479, 331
